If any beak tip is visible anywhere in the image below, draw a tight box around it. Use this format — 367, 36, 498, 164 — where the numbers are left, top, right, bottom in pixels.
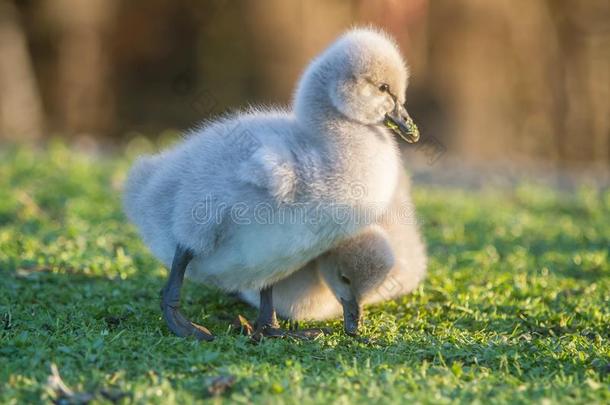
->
344, 320, 360, 336
341, 298, 361, 337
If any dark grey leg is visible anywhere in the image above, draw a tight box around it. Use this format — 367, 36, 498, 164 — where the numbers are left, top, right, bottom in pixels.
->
252, 285, 327, 340
255, 285, 280, 329
161, 245, 214, 341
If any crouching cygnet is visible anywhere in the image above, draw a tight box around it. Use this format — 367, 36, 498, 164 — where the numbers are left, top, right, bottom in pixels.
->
239, 171, 427, 335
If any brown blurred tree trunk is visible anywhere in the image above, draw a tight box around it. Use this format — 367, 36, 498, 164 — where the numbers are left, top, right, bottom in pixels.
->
49, 0, 117, 137
427, 0, 609, 166
0, 0, 44, 141
244, 0, 354, 103
553, 0, 610, 166
427, 0, 560, 163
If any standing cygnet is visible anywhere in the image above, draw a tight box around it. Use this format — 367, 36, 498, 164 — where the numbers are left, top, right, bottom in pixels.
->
123, 27, 420, 341
239, 170, 427, 335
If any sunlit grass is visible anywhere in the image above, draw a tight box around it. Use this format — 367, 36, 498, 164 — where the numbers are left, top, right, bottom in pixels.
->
1, 142, 608, 404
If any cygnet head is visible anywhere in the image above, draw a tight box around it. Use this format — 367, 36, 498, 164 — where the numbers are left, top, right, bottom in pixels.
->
294, 27, 420, 143
318, 230, 395, 336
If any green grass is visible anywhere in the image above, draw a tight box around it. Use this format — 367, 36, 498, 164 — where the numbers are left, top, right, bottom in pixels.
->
1, 141, 609, 404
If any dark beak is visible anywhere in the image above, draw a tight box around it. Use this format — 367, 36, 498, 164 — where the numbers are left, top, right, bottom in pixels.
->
341, 297, 361, 336
383, 104, 420, 144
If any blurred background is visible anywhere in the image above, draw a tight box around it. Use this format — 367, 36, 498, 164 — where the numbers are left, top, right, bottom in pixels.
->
0, 0, 608, 172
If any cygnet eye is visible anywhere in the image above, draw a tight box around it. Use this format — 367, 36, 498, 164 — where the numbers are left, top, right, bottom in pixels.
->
340, 274, 351, 285
379, 83, 390, 92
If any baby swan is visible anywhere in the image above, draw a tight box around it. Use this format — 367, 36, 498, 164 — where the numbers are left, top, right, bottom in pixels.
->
239, 170, 427, 336
123, 28, 419, 340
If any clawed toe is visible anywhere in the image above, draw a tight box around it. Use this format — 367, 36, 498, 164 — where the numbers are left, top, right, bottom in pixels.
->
251, 325, 290, 342
162, 305, 214, 341
251, 325, 327, 342
291, 327, 329, 339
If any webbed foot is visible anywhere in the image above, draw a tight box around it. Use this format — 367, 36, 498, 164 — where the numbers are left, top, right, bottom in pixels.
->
161, 297, 214, 341
251, 325, 326, 342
